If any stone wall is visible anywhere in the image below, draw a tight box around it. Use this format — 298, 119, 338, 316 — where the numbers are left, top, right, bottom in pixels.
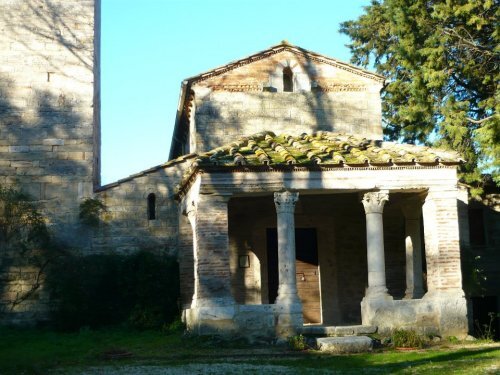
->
0, 0, 100, 242
93, 159, 191, 254
190, 49, 383, 153
0, 0, 99, 324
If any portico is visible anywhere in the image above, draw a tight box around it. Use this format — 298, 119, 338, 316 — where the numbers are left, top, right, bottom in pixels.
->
177, 132, 468, 340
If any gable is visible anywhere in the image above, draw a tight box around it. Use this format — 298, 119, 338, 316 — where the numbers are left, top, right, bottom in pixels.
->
169, 43, 385, 160
188, 43, 385, 91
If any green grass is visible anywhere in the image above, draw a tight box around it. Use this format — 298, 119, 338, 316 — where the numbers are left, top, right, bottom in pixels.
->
0, 326, 498, 374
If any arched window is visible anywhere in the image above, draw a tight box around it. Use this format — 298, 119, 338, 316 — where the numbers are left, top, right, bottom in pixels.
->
283, 67, 293, 92
147, 193, 156, 220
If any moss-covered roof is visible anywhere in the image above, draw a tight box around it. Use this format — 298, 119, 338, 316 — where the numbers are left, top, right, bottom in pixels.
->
174, 131, 464, 199
193, 131, 464, 168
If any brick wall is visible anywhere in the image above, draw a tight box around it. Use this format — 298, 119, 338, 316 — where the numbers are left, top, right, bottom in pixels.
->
422, 189, 463, 293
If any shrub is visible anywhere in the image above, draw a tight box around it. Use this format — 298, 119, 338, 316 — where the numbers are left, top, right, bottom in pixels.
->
0, 186, 49, 253
391, 329, 425, 348
79, 198, 106, 227
0, 186, 55, 310
288, 334, 307, 351
47, 250, 180, 331
474, 312, 499, 341
78, 198, 106, 227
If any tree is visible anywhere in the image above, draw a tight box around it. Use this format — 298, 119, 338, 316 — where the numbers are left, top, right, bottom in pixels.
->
340, 0, 499, 191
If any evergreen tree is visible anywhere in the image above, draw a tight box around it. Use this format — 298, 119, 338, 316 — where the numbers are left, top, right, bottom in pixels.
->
340, 0, 499, 190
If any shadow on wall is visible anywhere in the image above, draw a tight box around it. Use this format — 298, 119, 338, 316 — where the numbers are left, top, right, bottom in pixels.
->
0, 73, 93, 323
0, 74, 91, 226
192, 51, 373, 156
0, 0, 94, 77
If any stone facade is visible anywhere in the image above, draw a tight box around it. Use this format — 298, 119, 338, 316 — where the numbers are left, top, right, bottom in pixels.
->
93, 158, 191, 254
169, 45, 384, 158
0, 1, 495, 340
0, 0, 99, 242
0, 0, 100, 323
178, 165, 469, 339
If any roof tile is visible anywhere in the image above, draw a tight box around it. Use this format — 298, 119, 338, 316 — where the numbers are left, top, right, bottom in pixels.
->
194, 131, 464, 167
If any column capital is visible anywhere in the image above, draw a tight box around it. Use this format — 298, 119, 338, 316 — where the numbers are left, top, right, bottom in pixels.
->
362, 191, 389, 214
274, 191, 299, 214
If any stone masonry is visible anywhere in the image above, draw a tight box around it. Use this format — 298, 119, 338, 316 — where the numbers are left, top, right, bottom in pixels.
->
0, 0, 100, 323
0, 3, 484, 340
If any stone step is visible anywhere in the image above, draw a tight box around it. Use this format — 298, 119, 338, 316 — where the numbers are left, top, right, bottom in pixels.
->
315, 336, 373, 353
300, 325, 377, 337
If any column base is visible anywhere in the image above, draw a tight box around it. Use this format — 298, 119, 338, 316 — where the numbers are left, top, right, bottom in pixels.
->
185, 304, 237, 336
275, 292, 302, 306
364, 286, 393, 300
404, 288, 425, 300
273, 302, 303, 341
191, 296, 236, 308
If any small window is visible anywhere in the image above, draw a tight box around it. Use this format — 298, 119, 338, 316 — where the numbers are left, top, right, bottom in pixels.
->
147, 193, 156, 220
283, 67, 293, 92
468, 208, 485, 246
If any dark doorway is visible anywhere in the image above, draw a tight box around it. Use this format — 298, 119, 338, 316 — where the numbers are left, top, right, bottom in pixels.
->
267, 228, 321, 323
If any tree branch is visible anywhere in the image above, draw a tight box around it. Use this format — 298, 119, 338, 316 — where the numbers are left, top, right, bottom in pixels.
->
466, 114, 497, 124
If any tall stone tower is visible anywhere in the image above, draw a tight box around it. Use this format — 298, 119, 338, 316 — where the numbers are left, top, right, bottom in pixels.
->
0, 0, 100, 246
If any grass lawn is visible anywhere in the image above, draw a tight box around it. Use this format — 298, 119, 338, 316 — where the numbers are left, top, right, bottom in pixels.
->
0, 326, 499, 374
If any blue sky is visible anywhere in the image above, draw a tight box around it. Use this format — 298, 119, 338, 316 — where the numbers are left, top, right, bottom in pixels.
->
101, 0, 371, 184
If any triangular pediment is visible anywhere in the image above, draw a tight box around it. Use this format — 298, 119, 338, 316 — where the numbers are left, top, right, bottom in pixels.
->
184, 42, 385, 86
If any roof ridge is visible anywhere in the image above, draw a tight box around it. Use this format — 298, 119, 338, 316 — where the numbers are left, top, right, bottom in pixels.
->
183, 42, 385, 84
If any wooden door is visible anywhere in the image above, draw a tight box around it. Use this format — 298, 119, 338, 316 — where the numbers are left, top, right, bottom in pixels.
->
267, 228, 321, 324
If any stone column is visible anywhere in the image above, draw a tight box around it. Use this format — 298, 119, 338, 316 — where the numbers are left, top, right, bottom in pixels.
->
402, 199, 425, 299
273, 191, 303, 339
274, 191, 301, 306
361, 191, 391, 298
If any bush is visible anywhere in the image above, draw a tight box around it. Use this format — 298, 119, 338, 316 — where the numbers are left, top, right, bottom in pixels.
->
288, 334, 307, 351
47, 250, 180, 331
79, 197, 106, 227
391, 329, 425, 348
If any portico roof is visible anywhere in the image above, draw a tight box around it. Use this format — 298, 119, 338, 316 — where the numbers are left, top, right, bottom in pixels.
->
175, 131, 464, 198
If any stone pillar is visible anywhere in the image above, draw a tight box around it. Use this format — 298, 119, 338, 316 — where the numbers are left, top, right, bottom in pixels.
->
421, 189, 468, 338
184, 194, 236, 336
402, 199, 425, 299
274, 191, 301, 305
273, 191, 303, 338
361, 191, 391, 299
186, 194, 235, 308
422, 190, 464, 295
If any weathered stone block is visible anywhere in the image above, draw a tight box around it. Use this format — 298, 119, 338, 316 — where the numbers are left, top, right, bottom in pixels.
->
316, 336, 373, 353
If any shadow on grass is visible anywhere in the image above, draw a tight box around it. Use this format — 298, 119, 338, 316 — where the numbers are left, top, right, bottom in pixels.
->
1, 327, 499, 374
286, 346, 500, 372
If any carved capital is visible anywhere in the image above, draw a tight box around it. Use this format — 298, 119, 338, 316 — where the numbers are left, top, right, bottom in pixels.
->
274, 191, 299, 214
362, 191, 389, 214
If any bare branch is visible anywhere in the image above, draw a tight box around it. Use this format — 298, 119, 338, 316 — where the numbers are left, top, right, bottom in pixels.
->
443, 28, 497, 57
466, 114, 497, 124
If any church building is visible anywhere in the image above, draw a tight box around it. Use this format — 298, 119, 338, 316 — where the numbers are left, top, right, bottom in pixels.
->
3, 0, 497, 340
